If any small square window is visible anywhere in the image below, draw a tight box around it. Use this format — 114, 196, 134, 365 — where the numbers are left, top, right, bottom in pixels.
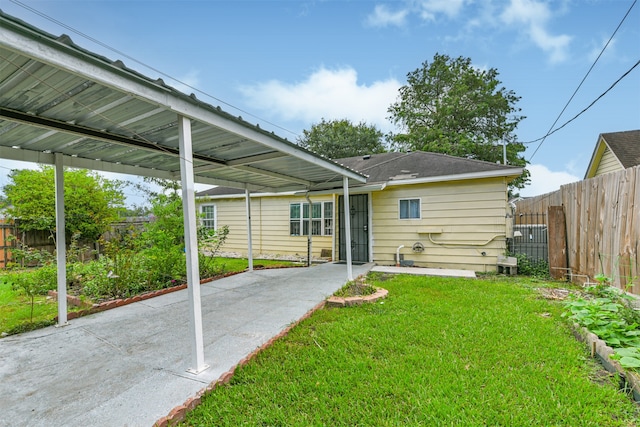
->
399, 199, 420, 219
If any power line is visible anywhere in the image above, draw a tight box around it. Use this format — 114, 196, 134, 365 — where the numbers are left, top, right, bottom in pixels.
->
8, 0, 301, 139
526, 59, 640, 154
527, 0, 637, 161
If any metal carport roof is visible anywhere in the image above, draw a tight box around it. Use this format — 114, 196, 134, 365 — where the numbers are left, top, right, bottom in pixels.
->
0, 10, 366, 192
0, 10, 365, 374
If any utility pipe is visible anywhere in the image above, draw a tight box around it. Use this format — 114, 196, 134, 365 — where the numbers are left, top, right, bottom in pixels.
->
396, 245, 405, 267
427, 233, 505, 246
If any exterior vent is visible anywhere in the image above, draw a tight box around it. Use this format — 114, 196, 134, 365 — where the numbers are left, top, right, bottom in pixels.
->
363, 154, 371, 160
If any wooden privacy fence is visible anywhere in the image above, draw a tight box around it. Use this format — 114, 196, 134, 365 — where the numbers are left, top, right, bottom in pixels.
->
0, 217, 151, 268
0, 219, 17, 268
515, 165, 640, 294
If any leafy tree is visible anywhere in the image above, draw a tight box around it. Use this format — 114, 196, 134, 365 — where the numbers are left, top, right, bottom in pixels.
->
297, 118, 387, 159
388, 53, 529, 190
1, 167, 125, 241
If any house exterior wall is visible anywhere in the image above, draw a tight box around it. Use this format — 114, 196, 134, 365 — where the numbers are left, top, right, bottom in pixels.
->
200, 194, 334, 259
201, 176, 511, 272
368, 177, 509, 272
594, 146, 623, 177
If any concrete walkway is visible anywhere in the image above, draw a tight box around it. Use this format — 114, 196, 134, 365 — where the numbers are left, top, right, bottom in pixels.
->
0, 262, 373, 427
371, 265, 476, 278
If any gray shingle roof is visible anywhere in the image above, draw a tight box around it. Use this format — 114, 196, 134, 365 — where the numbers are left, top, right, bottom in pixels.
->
601, 130, 640, 169
197, 151, 521, 196
335, 151, 520, 184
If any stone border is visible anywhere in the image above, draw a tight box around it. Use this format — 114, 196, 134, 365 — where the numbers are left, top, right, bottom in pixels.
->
326, 287, 389, 307
571, 323, 640, 402
153, 299, 327, 427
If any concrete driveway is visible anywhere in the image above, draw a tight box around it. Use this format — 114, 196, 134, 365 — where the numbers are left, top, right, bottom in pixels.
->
0, 262, 372, 427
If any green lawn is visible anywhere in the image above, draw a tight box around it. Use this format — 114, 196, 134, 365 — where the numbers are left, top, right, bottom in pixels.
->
0, 280, 57, 334
183, 274, 638, 426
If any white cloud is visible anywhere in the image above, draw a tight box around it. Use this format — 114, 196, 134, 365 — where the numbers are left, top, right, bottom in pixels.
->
365, 4, 409, 28
239, 66, 400, 133
520, 163, 580, 197
587, 36, 617, 63
500, 0, 572, 63
418, 0, 467, 21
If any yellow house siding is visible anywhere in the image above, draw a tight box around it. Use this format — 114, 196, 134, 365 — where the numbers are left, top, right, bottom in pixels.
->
371, 178, 508, 272
594, 146, 623, 177
207, 195, 334, 259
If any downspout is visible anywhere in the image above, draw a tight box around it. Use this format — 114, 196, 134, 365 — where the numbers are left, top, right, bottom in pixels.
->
305, 193, 312, 267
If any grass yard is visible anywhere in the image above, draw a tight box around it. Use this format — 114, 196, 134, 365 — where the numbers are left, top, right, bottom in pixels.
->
183, 274, 639, 426
0, 280, 56, 334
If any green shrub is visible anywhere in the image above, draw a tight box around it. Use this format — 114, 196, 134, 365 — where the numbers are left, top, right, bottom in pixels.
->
512, 253, 549, 278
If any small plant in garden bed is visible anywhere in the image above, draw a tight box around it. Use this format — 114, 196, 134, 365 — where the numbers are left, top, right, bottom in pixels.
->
563, 283, 640, 371
333, 275, 376, 297
510, 252, 550, 278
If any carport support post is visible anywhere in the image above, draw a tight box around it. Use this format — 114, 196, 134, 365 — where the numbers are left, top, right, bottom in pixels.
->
54, 153, 68, 326
245, 189, 253, 272
178, 115, 208, 374
343, 177, 353, 281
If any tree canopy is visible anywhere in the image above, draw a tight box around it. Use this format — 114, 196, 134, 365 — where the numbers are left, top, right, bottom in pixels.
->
388, 53, 529, 190
1, 167, 125, 241
297, 118, 387, 159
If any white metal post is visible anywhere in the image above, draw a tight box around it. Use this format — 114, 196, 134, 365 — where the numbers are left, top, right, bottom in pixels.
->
178, 115, 208, 374
343, 177, 353, 281
54, 153, 68, 326
245, 189, 253, 272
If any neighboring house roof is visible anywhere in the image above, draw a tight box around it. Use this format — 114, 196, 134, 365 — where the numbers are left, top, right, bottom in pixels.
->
584, 130, 640, 179
197, 151, 523, 198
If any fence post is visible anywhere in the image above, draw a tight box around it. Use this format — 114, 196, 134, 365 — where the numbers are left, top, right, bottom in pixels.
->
548, 206, 568, 280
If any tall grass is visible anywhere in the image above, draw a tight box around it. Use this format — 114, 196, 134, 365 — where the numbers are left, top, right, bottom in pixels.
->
183, 274, 638, 426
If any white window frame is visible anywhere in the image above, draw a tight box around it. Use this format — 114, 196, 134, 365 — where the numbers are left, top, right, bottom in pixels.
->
199, 204, 217, 229
399, 198, 421, 220
290, 201, 333, 236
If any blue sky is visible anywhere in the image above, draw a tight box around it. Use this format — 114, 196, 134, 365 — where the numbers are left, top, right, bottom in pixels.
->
1, 0, 639, 206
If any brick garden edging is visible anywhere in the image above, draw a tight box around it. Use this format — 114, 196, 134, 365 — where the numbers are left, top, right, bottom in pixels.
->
572, 323, 640, 402
326, 287, 389, 307
152, 299, 327, 427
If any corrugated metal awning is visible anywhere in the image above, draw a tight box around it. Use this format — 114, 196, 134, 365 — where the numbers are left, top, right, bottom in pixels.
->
0, 11, 366, 192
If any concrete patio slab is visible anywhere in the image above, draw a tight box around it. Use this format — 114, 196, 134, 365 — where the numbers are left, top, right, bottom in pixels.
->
371, 265, 476, 278
0, 262, 373, 427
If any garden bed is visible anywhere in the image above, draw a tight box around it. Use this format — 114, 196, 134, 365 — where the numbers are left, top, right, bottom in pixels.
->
572, 324, 640, 402
326, 287, 388, 307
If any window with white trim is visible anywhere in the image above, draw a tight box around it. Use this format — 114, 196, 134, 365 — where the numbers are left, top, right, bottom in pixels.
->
290, 201, 333, 236
399, 198, 420, 219
200, 204, 216, 229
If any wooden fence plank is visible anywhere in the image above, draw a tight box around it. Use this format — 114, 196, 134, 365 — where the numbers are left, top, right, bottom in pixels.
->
548, 206, 568, 280
515, 165, 640, 294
